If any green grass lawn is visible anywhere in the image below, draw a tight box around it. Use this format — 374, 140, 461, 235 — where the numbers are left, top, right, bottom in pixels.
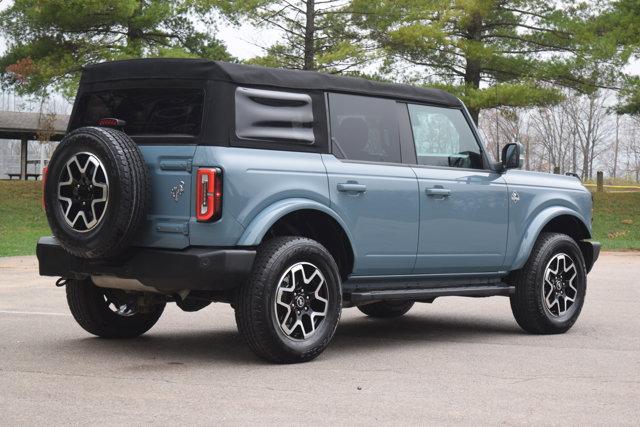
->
592, 192, 640, 251
0, 181, 638, 256
0, 181, 50, 257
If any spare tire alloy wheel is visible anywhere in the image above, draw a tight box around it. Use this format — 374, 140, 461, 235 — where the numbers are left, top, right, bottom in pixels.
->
57, 152, 109, 232
45, 126, 149, 259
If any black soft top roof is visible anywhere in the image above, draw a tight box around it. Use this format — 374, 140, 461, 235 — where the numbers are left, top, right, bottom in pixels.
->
81, 58, 462, 107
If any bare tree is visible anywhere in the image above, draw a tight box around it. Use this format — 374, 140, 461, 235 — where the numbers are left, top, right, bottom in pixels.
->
479, 108, 536, 169
480, 90, 623, 180
612, 114, 621, 179
529, 103, 578, 174
622, 116, 640, 181
564, 92, 614, 180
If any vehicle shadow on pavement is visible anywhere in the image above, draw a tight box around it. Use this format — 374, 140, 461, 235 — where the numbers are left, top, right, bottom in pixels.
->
331, 313, 521, 351
58, 313, 520, 365
62, 329, 261, 365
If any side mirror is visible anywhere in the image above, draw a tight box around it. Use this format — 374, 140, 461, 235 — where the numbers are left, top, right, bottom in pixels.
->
501, 143, 522, 171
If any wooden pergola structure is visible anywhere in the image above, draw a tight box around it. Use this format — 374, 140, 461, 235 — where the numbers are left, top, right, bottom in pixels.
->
0, 111, 69, 180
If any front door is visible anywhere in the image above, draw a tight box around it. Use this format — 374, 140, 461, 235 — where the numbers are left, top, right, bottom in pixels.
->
404, 103, 509, 274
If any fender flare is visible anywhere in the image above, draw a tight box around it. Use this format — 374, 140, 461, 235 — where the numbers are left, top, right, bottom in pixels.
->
236, 198, 357, 255
511, 206, 590, 271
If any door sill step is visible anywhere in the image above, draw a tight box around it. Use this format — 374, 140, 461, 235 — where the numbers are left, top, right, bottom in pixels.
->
349, 284, 514, 304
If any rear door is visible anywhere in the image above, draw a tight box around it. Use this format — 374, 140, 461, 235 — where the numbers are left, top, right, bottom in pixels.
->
72, 85, 205, 249
403, 103, 509, 274
323, 93, 419, 276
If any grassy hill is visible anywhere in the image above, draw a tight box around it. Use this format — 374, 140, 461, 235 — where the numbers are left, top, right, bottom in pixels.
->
0, 180, 638, 256
592, 192, 640, 251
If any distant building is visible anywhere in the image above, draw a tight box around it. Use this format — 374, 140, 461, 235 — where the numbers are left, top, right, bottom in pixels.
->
0, 111, 69, 180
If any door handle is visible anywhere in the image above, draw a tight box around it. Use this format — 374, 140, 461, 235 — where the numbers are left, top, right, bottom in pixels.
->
425, 187, 451, 197
337, 182, 367, 193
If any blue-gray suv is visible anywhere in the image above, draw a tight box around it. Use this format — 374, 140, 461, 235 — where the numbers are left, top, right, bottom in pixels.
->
37, 59, 600, 363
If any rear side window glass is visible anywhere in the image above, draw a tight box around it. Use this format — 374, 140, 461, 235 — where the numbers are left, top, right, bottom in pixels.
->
329, 93, 401, 163
407, 104, 483, 169
235, 87, 315, 144
74, 88, 204, 136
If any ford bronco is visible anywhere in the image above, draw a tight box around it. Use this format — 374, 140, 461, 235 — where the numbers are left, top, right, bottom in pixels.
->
37, 59, 600, 363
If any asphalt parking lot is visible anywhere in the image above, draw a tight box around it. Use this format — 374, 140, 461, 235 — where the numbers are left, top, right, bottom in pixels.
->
1, 253, 639, 425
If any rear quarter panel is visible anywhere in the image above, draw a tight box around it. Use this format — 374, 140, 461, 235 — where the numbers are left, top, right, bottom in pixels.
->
190, 146, 331, 247
502, 170, 592, 271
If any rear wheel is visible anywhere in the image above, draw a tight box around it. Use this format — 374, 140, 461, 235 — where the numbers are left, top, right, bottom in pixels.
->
66, 278, 165, 338
235, 237, 342, 363
358, 300, 414, 318
509, 233, 587, 334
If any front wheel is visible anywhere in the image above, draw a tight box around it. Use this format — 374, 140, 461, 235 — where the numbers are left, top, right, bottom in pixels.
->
235, 237, 342, 363
66, 278, 165, 338
509, 233, 587, 334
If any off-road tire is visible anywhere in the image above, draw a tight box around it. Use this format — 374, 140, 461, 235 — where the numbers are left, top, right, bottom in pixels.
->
66, 278, 165, 338
44, 126, 149, 259
509, 232, 587, 334
235, 237, 342, 363
358, 300, 415, 318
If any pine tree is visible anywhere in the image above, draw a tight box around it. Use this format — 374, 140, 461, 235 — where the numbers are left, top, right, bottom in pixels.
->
350, 0, 622, 123
0, 0, 232, 95
203, 0, 370, 73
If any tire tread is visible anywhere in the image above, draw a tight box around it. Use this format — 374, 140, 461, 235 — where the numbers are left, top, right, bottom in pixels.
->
235, 236, 341, 363
66, 279, 164, 338
45, 126, 149, 259
509, 232, 586, 334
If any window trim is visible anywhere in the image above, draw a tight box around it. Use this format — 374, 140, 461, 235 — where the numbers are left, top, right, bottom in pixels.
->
397, 102, 417, 165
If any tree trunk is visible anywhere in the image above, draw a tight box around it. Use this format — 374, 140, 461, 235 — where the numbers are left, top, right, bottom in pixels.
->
572, 135, 577, 174
589, 141, 595, 179
468, 107, 480, 126
613, 115, 620, 179
303, 0, 316, 70
464, 13, 482, 125
465, 56, 481, 124
581, 150, 590, 181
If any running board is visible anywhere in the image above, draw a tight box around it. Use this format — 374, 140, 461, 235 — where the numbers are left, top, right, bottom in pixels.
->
349, 285, 514, 305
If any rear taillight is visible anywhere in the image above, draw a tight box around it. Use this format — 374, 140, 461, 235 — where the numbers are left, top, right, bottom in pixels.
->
196, 168, 222, 222
41, 166, 48, 209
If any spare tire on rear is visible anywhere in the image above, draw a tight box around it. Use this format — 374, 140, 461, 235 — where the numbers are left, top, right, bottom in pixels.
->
44, 126, 149, 259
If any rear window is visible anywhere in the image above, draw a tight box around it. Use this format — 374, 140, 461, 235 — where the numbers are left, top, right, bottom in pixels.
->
73, 88, 204, 136
328, 93, 401, 163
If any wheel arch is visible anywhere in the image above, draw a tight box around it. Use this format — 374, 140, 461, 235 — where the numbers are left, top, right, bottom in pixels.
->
511, 207, 592, 271
237, 198, 356, 280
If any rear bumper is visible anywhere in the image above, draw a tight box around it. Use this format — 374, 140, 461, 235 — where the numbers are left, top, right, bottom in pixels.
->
579, 240, 601, 273
36, 236, 256, 291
